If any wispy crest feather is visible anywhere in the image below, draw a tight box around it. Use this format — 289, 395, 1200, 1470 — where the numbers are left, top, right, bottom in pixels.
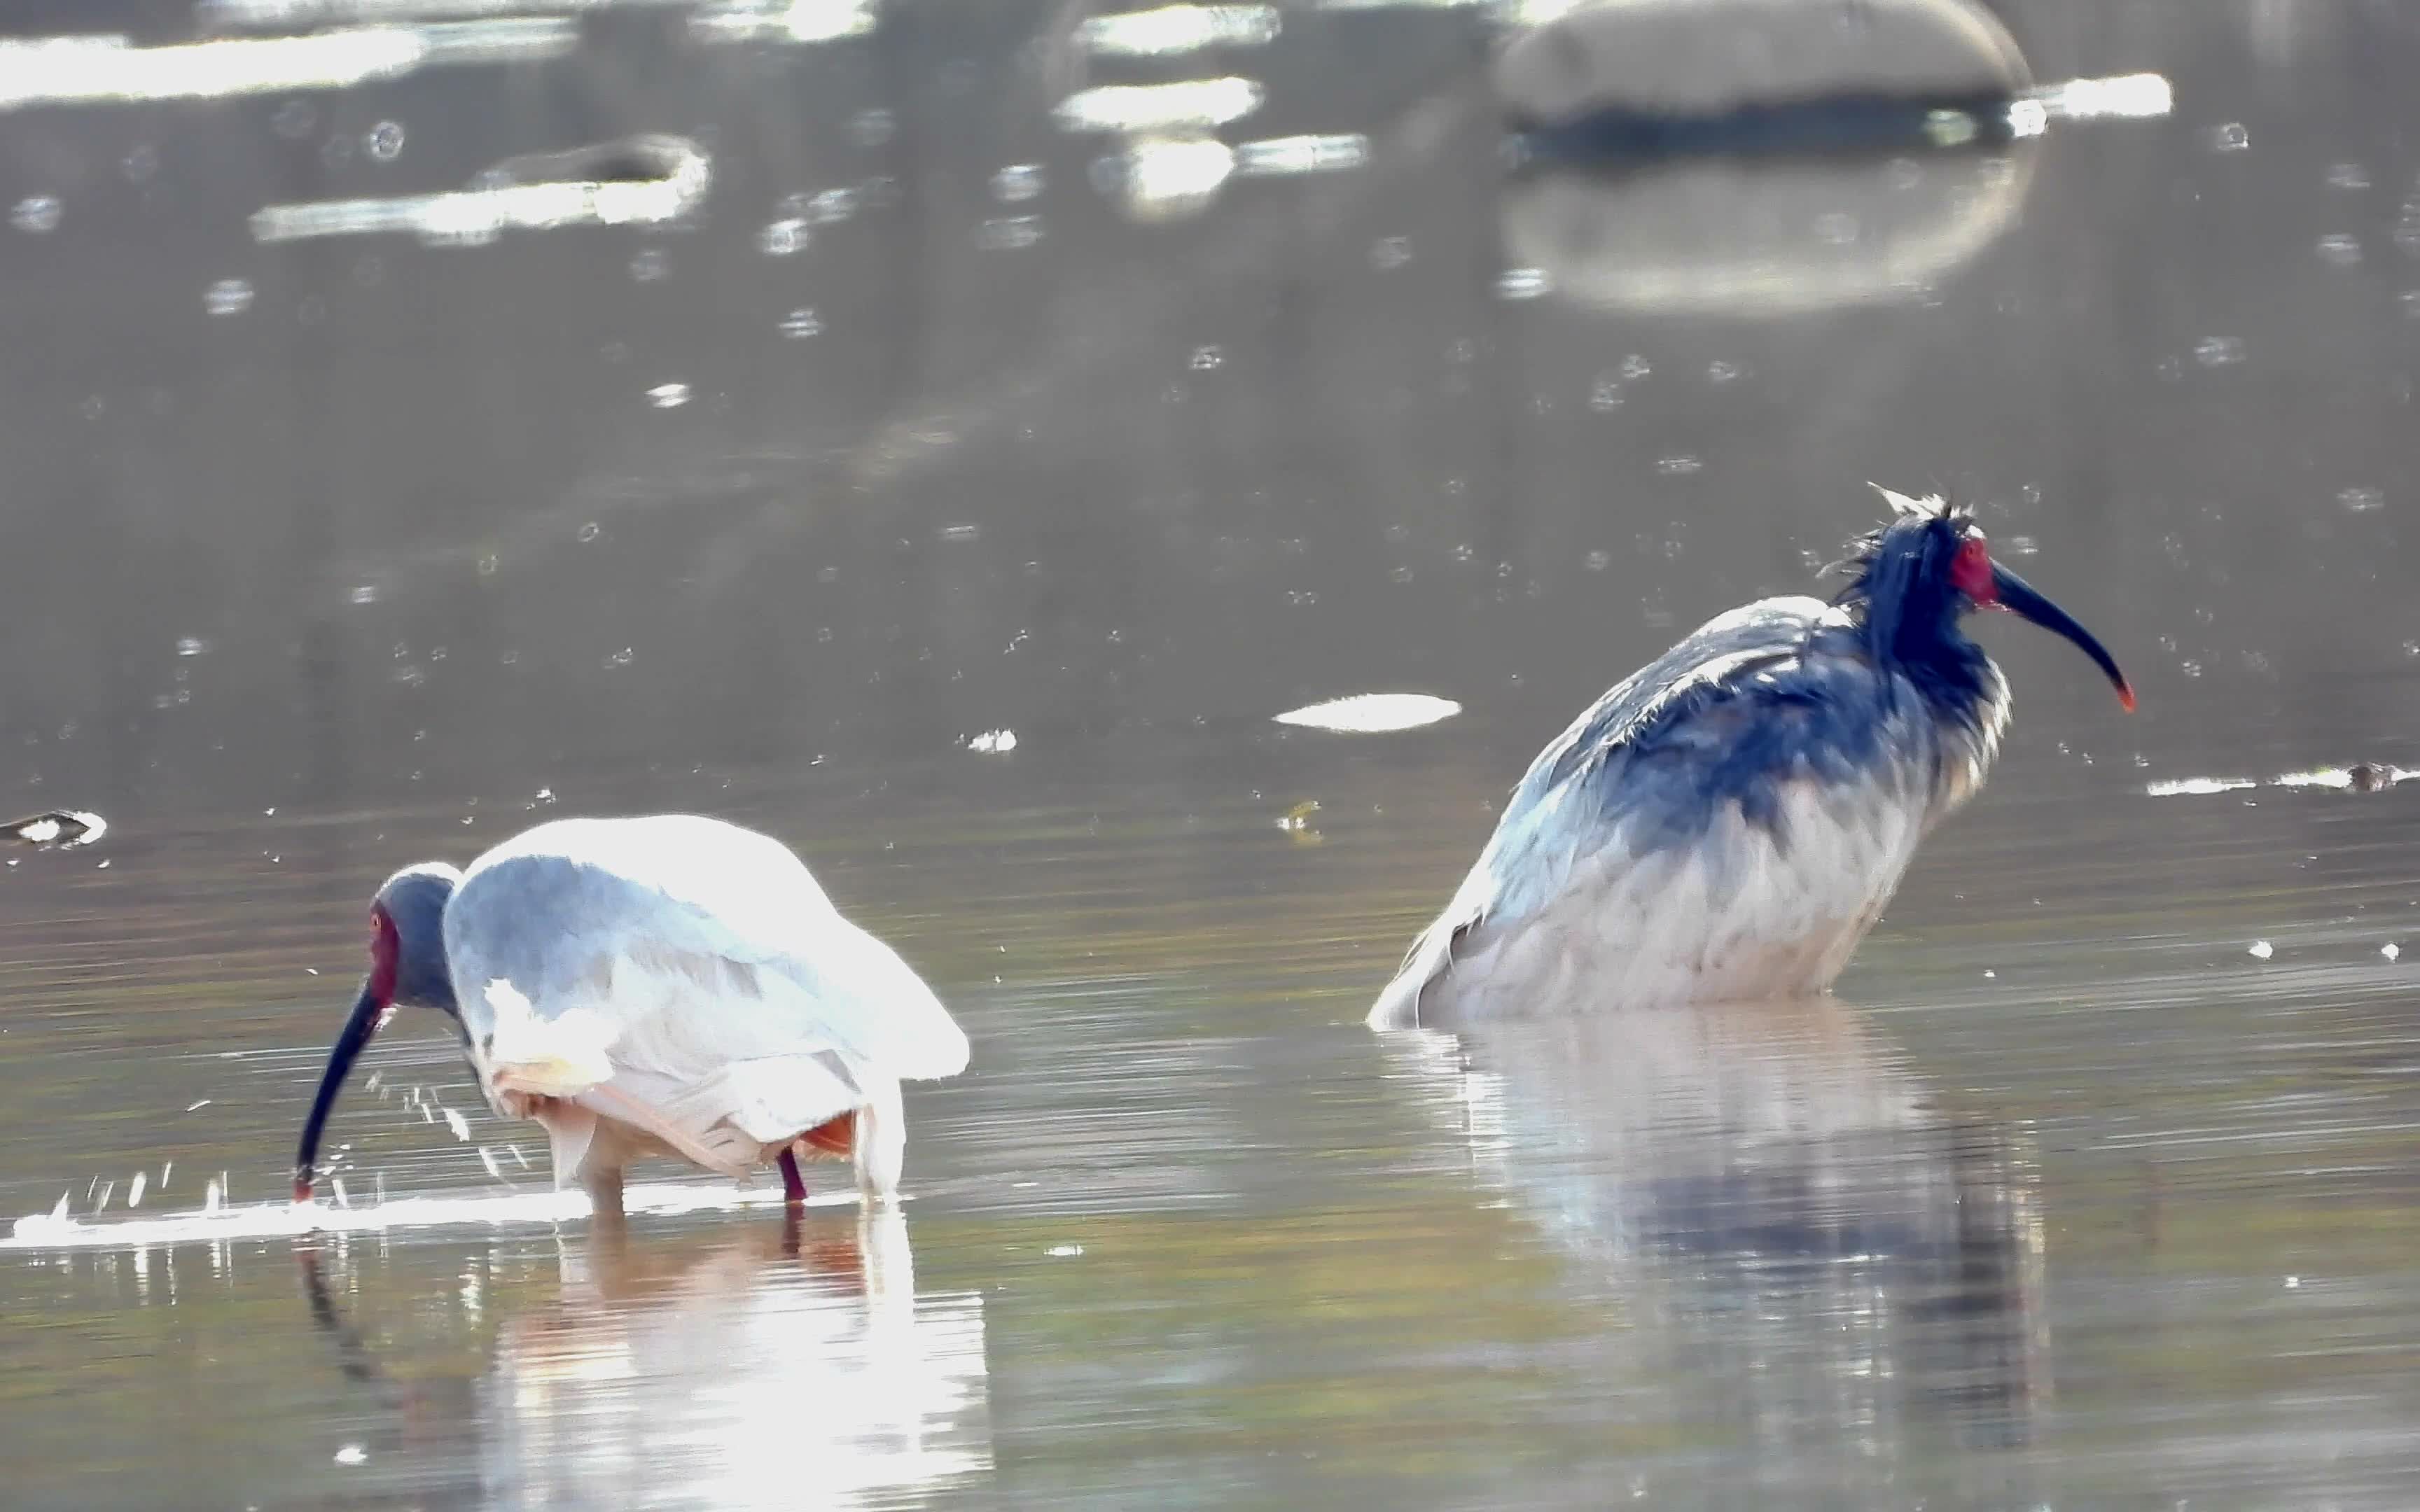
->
1823, 484, 1974, 594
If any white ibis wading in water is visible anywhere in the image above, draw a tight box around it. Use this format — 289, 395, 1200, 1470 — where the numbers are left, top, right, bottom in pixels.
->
293, 814, 969, 1215
1370, 489, 2134, 1028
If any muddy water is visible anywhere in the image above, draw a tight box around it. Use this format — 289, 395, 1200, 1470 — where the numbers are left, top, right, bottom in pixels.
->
6, 0, 2420, 1507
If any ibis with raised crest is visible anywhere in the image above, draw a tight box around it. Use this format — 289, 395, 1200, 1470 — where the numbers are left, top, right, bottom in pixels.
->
293, 814, 969, 1216
1370, 489, 2133, 1028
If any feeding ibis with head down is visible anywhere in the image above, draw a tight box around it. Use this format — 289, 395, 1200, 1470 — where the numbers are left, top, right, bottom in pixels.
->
293, 814, 968, 1217
1370, 489, 2132, 1029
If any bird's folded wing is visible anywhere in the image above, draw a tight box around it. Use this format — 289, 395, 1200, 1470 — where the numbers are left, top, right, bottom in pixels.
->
651, 1052, 867, 1147
446, 848, 969, 1084
575, 1082, 757, 1177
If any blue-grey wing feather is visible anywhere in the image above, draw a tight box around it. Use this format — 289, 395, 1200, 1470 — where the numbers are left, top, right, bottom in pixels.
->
1374, 596, 1933, 1023
1483, 596, 1912, 916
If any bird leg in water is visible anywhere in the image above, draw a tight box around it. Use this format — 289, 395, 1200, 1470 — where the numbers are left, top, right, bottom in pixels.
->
585, 1163, 627, 1224
777, 1112, 859, 1205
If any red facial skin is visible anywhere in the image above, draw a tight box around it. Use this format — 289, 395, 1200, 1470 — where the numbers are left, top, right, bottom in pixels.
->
367, 906, 400, 1004
1950, 536, 1997, 606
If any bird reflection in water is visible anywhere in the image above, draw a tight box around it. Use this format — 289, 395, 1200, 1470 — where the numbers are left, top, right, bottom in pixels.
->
295, 1208, 991, 1508
1382, 992, 2046, 1471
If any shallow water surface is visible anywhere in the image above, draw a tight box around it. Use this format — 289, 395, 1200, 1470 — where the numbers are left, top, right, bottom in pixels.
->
6, 0, 2420, 1507
8, 734, 2420, 1510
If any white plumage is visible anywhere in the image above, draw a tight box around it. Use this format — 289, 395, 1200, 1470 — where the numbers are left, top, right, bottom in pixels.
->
293, 813, 968, 1215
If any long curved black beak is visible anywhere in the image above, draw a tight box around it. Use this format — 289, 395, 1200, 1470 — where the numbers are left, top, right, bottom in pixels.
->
1989, 564, 2136, 711
293, 982, 392, 1203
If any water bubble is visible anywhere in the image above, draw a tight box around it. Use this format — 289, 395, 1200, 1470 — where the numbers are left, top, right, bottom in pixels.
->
807, 187, 858, 223
1589, 378, 1624, 412
2211, 122, 2250, 153
629, 248, 670, 281
349, 584, 380, 606
334, 1445, 367, 1466
123, 145, 158, 183
204, 279, 254, 316
576, 522, 601, 542
272, 99, 316, 139
365, 120, 405, 162
1370, 236, 1411, 271
2326, 162, 2371, 190
1706, 361, 1742, 384
758, 218, 809, 257
176, 636, 211, 657
1584, 550, 1611, 571
1495, 267, 1550, 299
645, 382, 691, 409
2316, 233, 2363, 267
2338, 486, 2385, 512
976, 215, 1043, 250
604, 647, 634, 668
990, 164, 1044, 202
1189, 344, 1222, 370
2247, 939, 2273, 960
2192, 335, 2245, 367
1389, 565, 1414, 583
477, 554, 499, 575
11, 195, 60, 234
2402, 290, 2420, 318
1655, 456, 1702, 475
1619, 354, 1652, 380
2384, 942, 2401, 961
779, 307, 823, 340
847, 108, 896, 148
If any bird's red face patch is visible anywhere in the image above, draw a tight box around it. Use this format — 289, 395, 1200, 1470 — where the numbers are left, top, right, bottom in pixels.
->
367, 906, 400, 1003
1949, 535, 1997, 605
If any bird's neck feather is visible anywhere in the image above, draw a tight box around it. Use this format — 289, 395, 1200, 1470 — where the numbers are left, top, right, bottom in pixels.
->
398, 941, 460, 1016
1851, 566, 1994, 722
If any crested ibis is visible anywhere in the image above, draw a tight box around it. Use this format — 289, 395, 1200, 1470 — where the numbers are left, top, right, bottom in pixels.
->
1370, 489, 2132, 1028
293, 814, 968, 1215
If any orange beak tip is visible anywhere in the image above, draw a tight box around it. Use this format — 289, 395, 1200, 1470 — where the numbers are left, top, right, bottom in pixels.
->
2118, 684, 2138, 713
